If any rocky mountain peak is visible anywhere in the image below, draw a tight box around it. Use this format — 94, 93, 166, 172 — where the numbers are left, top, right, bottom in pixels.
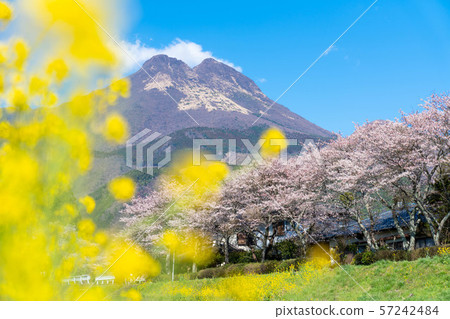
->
123, 54, 332, 139
194, 58, 261, 96
141, 54, 191, 77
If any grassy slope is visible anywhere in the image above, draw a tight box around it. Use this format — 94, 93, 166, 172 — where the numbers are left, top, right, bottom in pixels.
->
286, 258, 450, 301
136, 257, 449, 301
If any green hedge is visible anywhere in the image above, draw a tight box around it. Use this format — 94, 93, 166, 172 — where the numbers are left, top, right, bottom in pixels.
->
194, 258, 303, 280
352, 244, 450, 265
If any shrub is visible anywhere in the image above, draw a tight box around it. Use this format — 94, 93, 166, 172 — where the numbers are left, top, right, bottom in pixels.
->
410, 244, 450, 260
374, 250, 411, 262
353, 250, 375, 265
437, 246, 450, 256
242, 263, 262, 274
361, 251, 375, 265
260, 260, 278, 274
202, 250, 225, 269
193, 258, 307, 280
196, 267, 226, 279
356, 244, 450, 264
224, 264, 246, 277
276, 258, 304, 272
229, 250, 256, 264
273, 240, 303, 260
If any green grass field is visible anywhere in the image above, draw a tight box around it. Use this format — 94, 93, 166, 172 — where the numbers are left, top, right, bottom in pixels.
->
124, 256, 449, 301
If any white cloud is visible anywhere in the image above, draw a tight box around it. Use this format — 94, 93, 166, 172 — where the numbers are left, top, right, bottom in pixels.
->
120, 38, 242, 74
257, 78, 267, 83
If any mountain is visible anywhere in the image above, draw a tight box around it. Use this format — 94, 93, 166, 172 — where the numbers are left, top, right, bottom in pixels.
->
81, 55, 334, 227
114, 54, 332, 138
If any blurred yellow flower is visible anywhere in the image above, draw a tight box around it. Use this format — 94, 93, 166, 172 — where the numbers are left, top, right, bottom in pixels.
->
94, 231, 108, 246
0, 0, 132, 301
111, 78, 130, 98
79, 195, 96, 214
61, 203, 78, 218
9, 88, 28, 111
0, 73, 4, 93
78, 219, 96, 240
46, 58, 69, 83
183, 232, 214, 266
109, 242, 161, 283
121, 288, 142, 301
0, 44, 7, 63
104, 113, 129, 144
0, 1, 12, 24
29, 76, 48, 95
13, 40, 28, 70
42, 91, 58, 107
108, 176, 135, 202
76, 286, 107, 301
161, 230, 181, 252
68, 94, 92, 117
260, 127, 287, 158
80, 244, 99, 258
166, 156, 229, 199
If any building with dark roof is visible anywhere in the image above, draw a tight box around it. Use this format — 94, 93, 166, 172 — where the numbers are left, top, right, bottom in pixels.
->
324, 210, 435, 253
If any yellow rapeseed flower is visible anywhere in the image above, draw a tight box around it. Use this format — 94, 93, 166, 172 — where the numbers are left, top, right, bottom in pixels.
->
161, 230, 182, 252
0, 73, 4, 93
29, 76, 48, 95
46, 58, 69, 83
104, 113, 129, 144
13, 40, 28, 70
33, 0, 117, 64
260, 127, 287, 158
68, 94, 93, 117
9, 88, 28, 111
108, 242, 161, 283
108, 176, 135, 202
94, 231, 108, 246
121, 289, 142, 301
79, 195, 96, 214
111, 78, 130, 98
0, 1, 12, 24
77, 218, 96, 240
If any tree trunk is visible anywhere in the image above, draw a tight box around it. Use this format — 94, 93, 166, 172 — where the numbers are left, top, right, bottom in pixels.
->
391, 209, 409, 250
261, 227, 269, 263
165, 253, 171, 275
192, 262, 197, 273
437, 212, 450, 246
172, 251, 175, 282
409, 231, 416, 251
251, 248, 258, 262
223, 237, 230, 264
407, 211, 419, 251
291, 222, 308, 258
355, 215, 379, 250
416, 200, 441, 246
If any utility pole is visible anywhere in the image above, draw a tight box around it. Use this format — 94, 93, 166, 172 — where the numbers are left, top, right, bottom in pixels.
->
171, 251, 175, 282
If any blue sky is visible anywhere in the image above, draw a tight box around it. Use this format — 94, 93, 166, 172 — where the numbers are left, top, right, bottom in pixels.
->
124, 0, 450, 135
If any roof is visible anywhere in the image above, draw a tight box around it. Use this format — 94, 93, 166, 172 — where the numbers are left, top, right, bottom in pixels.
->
323, 209, 414, 239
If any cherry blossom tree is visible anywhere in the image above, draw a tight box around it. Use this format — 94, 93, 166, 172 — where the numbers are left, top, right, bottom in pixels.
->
323, 94, 450, 249
400, 94, 450, 245
278, 151, 334, 256
352, 120, 426, 250
120, 187, 178, 273
188, 199, 240, 264
319, 132, 384, 250
120, 94, 450, 266
214, 161, 291, 262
